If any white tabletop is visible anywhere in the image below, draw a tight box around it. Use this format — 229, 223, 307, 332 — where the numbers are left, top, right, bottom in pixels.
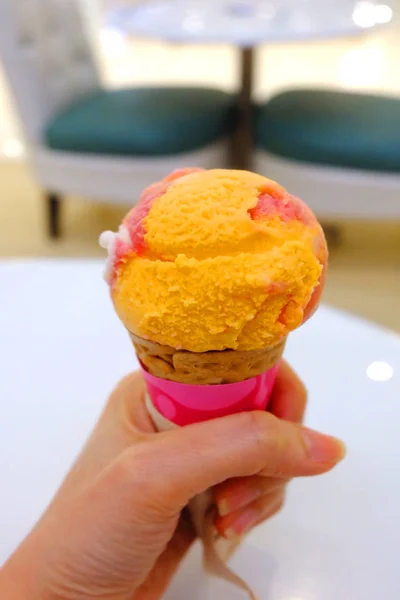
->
106, 0, 393, 46
1, 259, 400, 599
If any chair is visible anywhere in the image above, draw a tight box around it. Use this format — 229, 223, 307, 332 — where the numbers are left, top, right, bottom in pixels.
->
0, 0, 236, 237
254, 89, 400, 220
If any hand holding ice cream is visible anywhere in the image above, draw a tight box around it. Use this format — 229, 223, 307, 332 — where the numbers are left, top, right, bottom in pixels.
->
0, 367, 345, 600
0, 170, 343, 600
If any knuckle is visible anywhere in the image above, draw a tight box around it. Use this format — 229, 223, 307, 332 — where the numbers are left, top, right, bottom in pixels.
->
270, 497, 284, 517
267, 492, 285, 515
245, 411, 267, 464
245, 411, 284, 472
260, 477, 288, 494
256, 492, 285, 525
276, 492, 285, 511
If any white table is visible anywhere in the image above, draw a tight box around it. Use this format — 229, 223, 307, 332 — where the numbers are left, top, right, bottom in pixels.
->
106, 0, 392, 168
1, 259, 400, 599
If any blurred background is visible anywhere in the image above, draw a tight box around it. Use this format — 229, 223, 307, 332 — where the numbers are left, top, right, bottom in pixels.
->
0, 0, 399, 332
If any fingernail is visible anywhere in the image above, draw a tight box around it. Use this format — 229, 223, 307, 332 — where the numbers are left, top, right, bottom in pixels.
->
224, 507, 260, 539
217, 486, 262, 517
301, 428, 346, 463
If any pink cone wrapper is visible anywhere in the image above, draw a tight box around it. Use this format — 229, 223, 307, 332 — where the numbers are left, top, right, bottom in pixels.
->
141, 363, 279, 426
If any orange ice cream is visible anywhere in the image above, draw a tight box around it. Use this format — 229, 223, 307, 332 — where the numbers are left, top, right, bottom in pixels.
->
100, 169, 327, 352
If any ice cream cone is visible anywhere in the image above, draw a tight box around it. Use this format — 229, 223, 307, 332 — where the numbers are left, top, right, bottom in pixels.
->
130, 332, 285, 427
100, 168, 328, 599
130, 332, 286, 384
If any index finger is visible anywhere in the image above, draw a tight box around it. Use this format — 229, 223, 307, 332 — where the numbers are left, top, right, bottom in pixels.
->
268, 361, 307, 423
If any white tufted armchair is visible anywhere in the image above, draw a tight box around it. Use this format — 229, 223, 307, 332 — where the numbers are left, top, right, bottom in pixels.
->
0, 0, 235, 237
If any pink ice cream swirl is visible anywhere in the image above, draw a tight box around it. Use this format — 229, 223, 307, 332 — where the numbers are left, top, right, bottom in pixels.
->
99, 168, 204, 284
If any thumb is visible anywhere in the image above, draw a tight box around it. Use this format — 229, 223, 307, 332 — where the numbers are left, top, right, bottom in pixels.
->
111, 410, 345, 515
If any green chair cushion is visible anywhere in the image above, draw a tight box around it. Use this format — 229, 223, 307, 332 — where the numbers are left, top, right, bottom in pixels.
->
255, 90, 400, 172
45, 87, 236, 156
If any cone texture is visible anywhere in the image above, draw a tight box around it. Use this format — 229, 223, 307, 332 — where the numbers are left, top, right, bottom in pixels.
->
131, 333, 286, 385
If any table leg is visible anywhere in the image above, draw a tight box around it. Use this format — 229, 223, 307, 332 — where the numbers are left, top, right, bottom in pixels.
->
232, 46, 254, 170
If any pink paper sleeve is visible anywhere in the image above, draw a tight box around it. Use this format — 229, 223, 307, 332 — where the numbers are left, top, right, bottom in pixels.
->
142, 364, 279, 426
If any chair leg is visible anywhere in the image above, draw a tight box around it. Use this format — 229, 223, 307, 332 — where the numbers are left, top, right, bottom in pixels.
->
46, 193, 62, 239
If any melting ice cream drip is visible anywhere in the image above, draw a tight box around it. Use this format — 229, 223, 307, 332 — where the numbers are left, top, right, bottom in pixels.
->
99, 224, 132, 283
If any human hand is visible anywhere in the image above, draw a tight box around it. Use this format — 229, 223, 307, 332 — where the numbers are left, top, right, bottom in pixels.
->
0, 363, 345, 600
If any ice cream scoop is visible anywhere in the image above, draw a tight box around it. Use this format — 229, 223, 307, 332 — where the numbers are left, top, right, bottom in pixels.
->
100, 168, 327, 353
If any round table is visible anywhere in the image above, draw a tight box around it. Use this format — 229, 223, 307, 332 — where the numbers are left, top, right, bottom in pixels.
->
106, 0, 391, 168
1, 259, 400, 598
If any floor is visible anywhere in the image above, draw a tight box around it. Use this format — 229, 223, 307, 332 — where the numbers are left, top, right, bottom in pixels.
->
0, 2, 399, 333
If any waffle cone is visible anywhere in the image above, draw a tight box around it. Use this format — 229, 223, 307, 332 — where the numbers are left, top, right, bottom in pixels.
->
130, 333, 286, 385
